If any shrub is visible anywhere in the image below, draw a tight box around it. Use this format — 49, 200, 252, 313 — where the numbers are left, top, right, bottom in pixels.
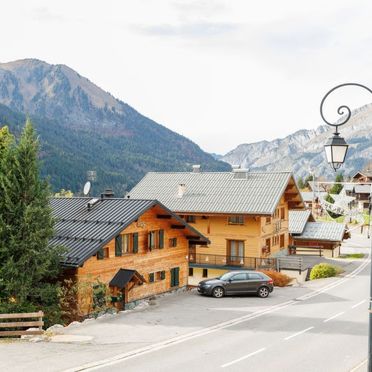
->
259, 270, 292, 287
310, 263, 341, 280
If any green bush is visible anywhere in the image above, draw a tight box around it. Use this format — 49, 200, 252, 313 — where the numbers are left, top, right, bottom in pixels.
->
310, 263, 339, 280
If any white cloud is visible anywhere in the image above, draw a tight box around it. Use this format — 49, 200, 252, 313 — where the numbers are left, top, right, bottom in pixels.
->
1, 0, 372, 154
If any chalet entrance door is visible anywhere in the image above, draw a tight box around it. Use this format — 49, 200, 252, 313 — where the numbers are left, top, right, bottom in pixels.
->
189, 244, 196, 263
227, 240, 244, 266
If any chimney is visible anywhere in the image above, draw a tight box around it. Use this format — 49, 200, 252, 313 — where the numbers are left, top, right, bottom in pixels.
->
177, 184, 186, 198
192, 164, 201, 173
101, 188, 115, 199
232, 168, 249, 179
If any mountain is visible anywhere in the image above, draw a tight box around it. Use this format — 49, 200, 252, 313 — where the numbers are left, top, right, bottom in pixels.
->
222, 104, 372, 178
0, 59, 229, 194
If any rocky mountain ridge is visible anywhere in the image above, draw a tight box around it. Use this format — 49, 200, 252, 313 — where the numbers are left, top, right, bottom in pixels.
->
222, 104, 372, 178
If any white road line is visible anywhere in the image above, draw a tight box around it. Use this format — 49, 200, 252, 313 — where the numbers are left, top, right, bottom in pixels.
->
352, 299, 366, 309
349, 358, 367, 372
323, 311, 344, 323
221, 348, 266, 368
284, 326, 314, 341
64, 255, 371, 372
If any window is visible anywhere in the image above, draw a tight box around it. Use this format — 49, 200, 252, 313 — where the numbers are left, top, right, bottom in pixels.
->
185, 215, 196, 223
156, 271, 166, 281
149, 273, 155, 283
230, 273, 248, 281
274, 208, 280, 219
148, 230, 164, 250
265, 217, 271, 224
280, 208, 285, 220
280, 234, 285, 249
189, 268, 194, 277
202, 268, 208, 278
97, 247, 109, 260
115, 235, 122, 256
115, 233, 139, 255
170, 267, 180, 287
169, 238, 177, 247
228, 215, 244, 225
248, 273, 262, 280
265, 238, 271, 249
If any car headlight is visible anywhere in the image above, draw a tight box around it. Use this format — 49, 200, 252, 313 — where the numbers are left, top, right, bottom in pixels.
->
203, 284, 212, 288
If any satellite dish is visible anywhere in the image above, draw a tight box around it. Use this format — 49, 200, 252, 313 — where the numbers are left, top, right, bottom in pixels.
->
83, 181, 91, 196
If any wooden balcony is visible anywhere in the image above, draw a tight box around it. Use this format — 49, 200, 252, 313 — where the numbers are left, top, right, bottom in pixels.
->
188, 253, 276, 271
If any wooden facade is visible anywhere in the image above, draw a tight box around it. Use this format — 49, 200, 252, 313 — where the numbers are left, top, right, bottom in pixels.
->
58, 203, 206, 315
184, 178, 303, 283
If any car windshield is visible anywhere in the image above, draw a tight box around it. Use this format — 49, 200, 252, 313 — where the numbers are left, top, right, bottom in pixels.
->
219, 273, 232, 281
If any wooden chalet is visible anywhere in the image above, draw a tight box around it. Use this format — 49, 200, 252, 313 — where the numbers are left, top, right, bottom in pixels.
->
288, 210, 346, 257
128, 168, 304, 284
50, 193, 208, 314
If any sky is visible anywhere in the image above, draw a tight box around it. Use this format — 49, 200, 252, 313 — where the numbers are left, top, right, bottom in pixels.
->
1, 0, 372, 154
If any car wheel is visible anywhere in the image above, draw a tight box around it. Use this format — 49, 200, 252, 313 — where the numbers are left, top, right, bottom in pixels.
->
212, 286, 225, 298
257, 286, 270, 298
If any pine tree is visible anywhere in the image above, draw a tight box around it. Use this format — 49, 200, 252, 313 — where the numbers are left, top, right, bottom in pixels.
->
329, 173, 344, 195
0, 120, 63, 323
297, 176, 305, 190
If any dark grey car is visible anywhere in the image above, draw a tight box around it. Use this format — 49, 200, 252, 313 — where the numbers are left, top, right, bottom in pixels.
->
197, 270, 274, 298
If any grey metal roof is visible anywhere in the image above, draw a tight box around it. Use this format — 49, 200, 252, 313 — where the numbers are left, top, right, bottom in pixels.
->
128, 171, 298, 215
289, 210, 311, 234
344, 184, 371, 194
50, 197, 207, 267
295, 222, 345, 242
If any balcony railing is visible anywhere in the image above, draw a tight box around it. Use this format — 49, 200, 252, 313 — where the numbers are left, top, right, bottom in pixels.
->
189, 253, 276, 270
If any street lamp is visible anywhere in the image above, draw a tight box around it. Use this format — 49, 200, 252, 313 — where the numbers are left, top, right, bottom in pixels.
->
320, 82, 372, 372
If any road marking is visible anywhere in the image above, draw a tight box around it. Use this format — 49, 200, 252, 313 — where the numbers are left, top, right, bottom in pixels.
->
323, 311, 344, 323
64, 255, 370, 372
350, 359, 367, 372
221, 348, 266, 368
352, 299, 366, 309
284, 326, 314, 341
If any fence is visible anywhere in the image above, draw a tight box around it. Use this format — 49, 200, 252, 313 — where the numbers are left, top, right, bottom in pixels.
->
0, 311, 44, 337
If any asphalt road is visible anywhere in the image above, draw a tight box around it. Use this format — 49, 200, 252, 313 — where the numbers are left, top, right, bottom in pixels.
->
68, 255, 370, 372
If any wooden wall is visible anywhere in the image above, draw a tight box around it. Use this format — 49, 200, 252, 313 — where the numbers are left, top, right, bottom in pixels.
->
187, 195, 290, 259
74, 205, 193, 312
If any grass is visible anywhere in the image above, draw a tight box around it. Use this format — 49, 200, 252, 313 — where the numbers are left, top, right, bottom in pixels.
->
340, 253, 365, 259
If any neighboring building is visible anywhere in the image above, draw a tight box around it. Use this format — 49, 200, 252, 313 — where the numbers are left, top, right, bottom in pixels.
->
128, 169, 304, 284
288, 210, 346, 258
50, 194, 208, 314
344, 184, 371, 211
352, 171, 372, 183
300, 191, 327, 217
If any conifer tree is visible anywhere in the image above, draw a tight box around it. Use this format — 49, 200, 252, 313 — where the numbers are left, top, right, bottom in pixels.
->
0, 120, 62, 323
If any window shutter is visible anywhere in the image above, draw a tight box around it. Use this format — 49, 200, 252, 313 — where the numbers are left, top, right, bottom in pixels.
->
97, 248, 104, 260
148, 232, 152, 250
170, 269, 174, 287
159, 230, 164, 249
174, 267, 180, 286
115, 235, 122, 256
133, 233, 139, 253
149, 273, 154, 283
160, 270, 166, 280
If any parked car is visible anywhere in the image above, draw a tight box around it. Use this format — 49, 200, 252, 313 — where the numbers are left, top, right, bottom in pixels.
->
197, 270, 274, 298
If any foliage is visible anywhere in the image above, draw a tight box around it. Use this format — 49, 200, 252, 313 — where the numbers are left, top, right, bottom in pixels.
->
0, 120, 64, 327
304, 174, 314, 188
329, 173, 344, 195
310, 263, 343, 280
59, 278, 113, 324
259, 270, 292, 287
0, 103, 230, 195
55, 189, 74, 197
297, 176, 305, 190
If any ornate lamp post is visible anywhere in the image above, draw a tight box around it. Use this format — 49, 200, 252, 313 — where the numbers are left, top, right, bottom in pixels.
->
320, 82, 372, 371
